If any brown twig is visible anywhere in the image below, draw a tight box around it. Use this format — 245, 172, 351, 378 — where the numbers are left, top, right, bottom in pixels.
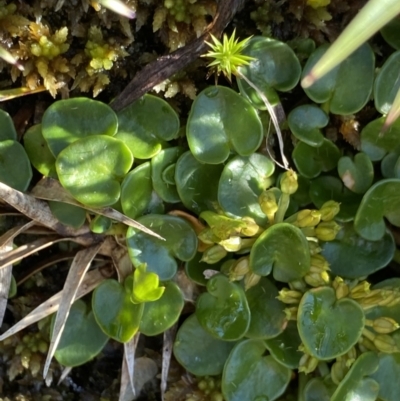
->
110, 0, 247, 112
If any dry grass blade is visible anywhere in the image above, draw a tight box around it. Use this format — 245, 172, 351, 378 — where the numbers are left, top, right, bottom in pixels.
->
0, 221, 36, 326
124, 333, 140, 396
58, 366, 73, 385
0, 267, 109, 341
161, 324, 178, 401
32, 178, 165, 240
43, 241, 104, 378
0, 86, 47, 102
0, 182, 90, 237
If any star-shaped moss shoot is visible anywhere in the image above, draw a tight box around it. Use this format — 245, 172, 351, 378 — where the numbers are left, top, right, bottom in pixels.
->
202, 29, 255, 82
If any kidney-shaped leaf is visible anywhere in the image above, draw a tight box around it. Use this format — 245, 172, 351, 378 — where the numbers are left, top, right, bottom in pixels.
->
115, 94, 180, 159
175, 151, 224, 214
53, 299, 109, 367
92, 277, 144, 343
288, 105, 328, 147
173, 314, 236, 376
302, 43, 375, 115
371, 353, 400, 401
187, 86, 263, 164
250, 223, 310, 282
56, 135, 133, 207
218, 153, 275, 225
126, 214, 198, 281
354, 179, 400, 241
140, 281, 184, 336
237, 36, 301, 108
196, 274, 250, 341
222, 339, 291, 401
298, 287, 365, 360
303, 378, 335, 401
42, 97, 118, 157
322, 223, 395, 279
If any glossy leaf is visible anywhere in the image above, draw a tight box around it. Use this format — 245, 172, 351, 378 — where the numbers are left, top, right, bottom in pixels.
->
331, 352, 379, 401
337, 153, 374, 194
322, 223, 395, 278
0, 140, 32, 191
196, 274, 250, 341
250, 223, 310, 282
371, 353, 400, 401
361, 117, 400, 161
381, 17, 400, 50
49, 201, 86, 229
89, 215, 112, 234
302, 43, 375, 115
92, 277, 144, 343
310, 176, 362, 222
381, 152, 400, 178
173, 314, 236, 376
265, 321, 302, 369
186, 86, 263, 164
175, 151, 224, 214
0, 109, 17, 141
245, 277, 287, 339
303, 377, 335, 401
218, 153, 275, 225
53, 299, 109, 367
23, 124, 56, 177
151, 147, 183, 203
131, 264, 165, 304
237, 36, 301, 108
298, 287, 365, 360
354, 179, 400, 241
56, 135, 133, 207
139, 281, 184, 336
126, 214, 198, 281
374, 50, 400, 115
222, 339, 291, 401
115, 94, 179, 159
292, 138, 341, 179
42, 98, 118, 157
288, 105, 328, 147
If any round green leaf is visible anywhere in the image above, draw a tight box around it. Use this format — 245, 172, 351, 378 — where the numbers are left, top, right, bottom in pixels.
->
331, 352, 379, 401
322, 223, 395, 279
302, 43, 375, 115
115, 94, 179, 159
222, 339, 291, 401
56, 135, 133, 207
288, 105, 328, 147
42, 98, 118, 157
238, 36, 301, 108
187, 86, 263, 164
140, 281, 184, 336
49, 201, 86, 229
309, 176, 363, 222
53, 299, 109, 367
304, 378, 335, 401
24, 124, 56, 177
371, 353, 400, 401
245, 277, 287, 339
374, 50, 400, 114
337, 152, 374, 194
0, 109, 17, 141
265, 321, 302, 369
218, 153, 275, 225
292, 138, 341, 179
354, 179, 400, 241
361, 117, 400, 161
90, 215, 112, 234
151, 147, 183, 203
126, 214, 198, 281
250, 223, 310, 282
196, 274, 250, 341
0, 140, 32, 191
173, 314, 236, 376
175, 151, 224, 214
381, 18, 400, 50
297, 287, 365, 360
92, 277, 144, 343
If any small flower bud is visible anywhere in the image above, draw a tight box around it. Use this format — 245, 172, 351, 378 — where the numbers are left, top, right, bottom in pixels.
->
310, 254, 330, 272
374, 334, 399, 353
331, 359, 347, 385
244, 271, 261, 290
372, 317, 400, 334
333, 277, 349, 299
229, 256, 250, 281
315, 221, 341, 241
280, 169, 298, 195
304, 272, 329, 287
319, 200, 340, 221
200, 245, 227, 264
198, 228, 218, 244
277, 288, 303, 304
240, 217, 261, 236
284, 306, 298, 321
350, 281, 371, 299
294, 209, 321, 228
299, 353, 319, 374
259, 190, 278, 220
219, 236, 242, 252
